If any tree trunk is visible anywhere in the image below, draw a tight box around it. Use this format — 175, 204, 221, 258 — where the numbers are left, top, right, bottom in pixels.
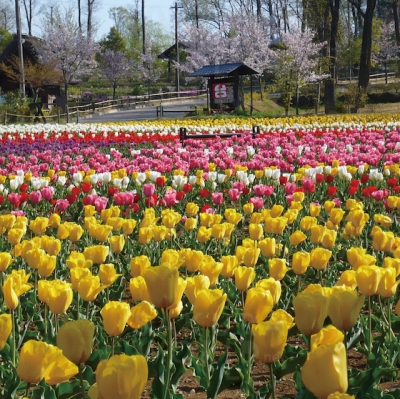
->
256, 0, 262, 21
142, 0, 145, 54
78, 0, 82, 30
324, 0, 340, 114
392, 0, 400, 73
358, 0, 377, 90
113, 84, 116, 100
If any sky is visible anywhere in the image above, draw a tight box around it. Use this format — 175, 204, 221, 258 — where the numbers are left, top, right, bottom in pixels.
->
96, 0, 176, 39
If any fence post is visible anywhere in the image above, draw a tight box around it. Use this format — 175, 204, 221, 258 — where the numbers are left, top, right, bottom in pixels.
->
161, 106, 164, 117
77, 110, 79, 123
58, 109, 60, 124
66, 106, 69, 123
252, 125, 260, 135
179, 127, 186, 144
92, 101, 95, 112
3, 111, 6, 125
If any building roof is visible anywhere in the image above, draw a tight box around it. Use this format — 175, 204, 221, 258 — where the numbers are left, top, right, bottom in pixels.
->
189, 62, 260, 77
157, 42, 188, 60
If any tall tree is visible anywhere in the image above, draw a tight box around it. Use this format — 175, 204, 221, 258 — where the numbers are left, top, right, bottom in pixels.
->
351, 0, 378, 89
372, 21, 398, 82
269, 27, 329, 115
99, 27, 127, 53
0, 0, 15, 31
136, 41, 163, 93
0, 27, 12, 53
21, 0, 44, 36
98, 49, 132, 99
38, 24, 98, 99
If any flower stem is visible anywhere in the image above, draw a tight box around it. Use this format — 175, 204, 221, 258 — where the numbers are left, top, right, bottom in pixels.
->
203, 326, 210, 389
25, 382, 30, 398
268, 362, 276, 399
11, 308, 15, 367
78, 364, 86, 399
246, 323, 253, 383
162, 309, 173, 399
368, 296, 372, 352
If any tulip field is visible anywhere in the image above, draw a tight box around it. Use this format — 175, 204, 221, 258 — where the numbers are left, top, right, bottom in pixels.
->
0, 113, 399, 399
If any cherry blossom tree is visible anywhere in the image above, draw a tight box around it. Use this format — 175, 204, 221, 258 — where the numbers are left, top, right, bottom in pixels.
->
269, 27, 329, 115
38, 24, 98, 100
136, 41, 163, 94
98, 49, 132, 99
372, 22, 399, 83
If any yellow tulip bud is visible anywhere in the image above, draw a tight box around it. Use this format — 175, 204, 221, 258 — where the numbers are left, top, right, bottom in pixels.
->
243, 287, 274, 324
96, 354, 148, 399
193, 288, 227, 327
101, 301, 131, 336
127, 301, 158, 329
292, 252, 310, 275
0, 314, 12, 351
57, 320, 95, 364
234, 266, 256, 291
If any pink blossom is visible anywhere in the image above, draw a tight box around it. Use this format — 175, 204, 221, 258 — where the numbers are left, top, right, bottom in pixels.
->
41, 186, 54, 201
285, 182, 296, 195
143, 183, 155, 197
211, 192, 224, 205
332, 198, 342, 207
94, 196, 108, 212
249, 197, 264, 210
56, 199, 69, 211
8, 193, 21, 207
164, 189, 178, 206
29, 191, 42, 204
228, 188, 241, 201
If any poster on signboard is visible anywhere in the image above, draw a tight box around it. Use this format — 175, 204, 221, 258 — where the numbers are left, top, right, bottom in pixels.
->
211, 82, 234, 104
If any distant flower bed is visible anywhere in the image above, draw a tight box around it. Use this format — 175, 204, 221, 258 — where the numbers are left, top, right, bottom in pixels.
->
0, 116, 399, 399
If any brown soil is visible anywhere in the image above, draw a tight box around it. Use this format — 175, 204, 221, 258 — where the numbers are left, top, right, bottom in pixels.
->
141, 334, 400, 399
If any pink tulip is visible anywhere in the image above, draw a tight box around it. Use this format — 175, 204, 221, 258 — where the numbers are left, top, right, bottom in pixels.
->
94, 196, 108, 212
164, 189, 178, 206
41, 186, 54, 201
56, 199, 69, 211
228, 188, 241, 201
211, 192, 224, 205
29, 191, 42, 204
143, 183, 155, 197
249, 197, 264, 210
8, 193, 21, 207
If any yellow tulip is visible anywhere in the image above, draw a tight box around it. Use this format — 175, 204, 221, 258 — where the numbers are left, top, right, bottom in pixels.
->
96, 354, 148, 399
197, 226, 212, 243
372, 228, 395, 252
322, 229, 337, 249
83, 245, 109, 264
121, 219, 137, 235
242, 247, 260, 268
384, 257, 400, 277
2, 271, 32, 310
324, 200, 336, 213
130, 255, 151, 277
184, 217, 198, 231
301, 340, 348, 399
184, 250, 204, 273
329, 208, 345, 225
269, 258, 289, 281
266, 217, 288, 235
7, 228, 25, 245
243, 203, 254, 215
256, 278, 282, 305
38, 254, 57, 278
292, 252, 310, 275
336, 270, 357, 289
258, 237, 276, 258
185, 275, 211, 305
293, 288, 330, 336
346, 247, 375, 271
252, 319, 290, 364
70, 268, 92, 290
186, 202, 199, 217
309, 203, 321, 217
310, 247, 332, 270
0, 252, 13, 272
138, 227, 153, 245
98, 264, 122, 286
16, 340, 78, 385
300, 216, 318, 231
67, 223, 85, 242
220, 255, 239, 278
127, 301, 158, 329
377, 267, 400, 298
144, 265, 179, 309
48, 213, 61, 228
109, 235, 125, 253
90, 224, 113, 242
151, 225, 169, 242
29, 217, 49, 235
327, 393, 355, 399
224, 208, 243, 225
0, 214, 16, 230
234, 266, 256, 291
193, 288, 227, 327
243, 287, 274, 324
0, 314, 12, 351
25, 247, 46, 270
45, 280, 73, 314
57, 319, 95, 364
355, 265, 382, 296
199, 256, 223, 286
101, 301, 131, 336
328, 286, 365, 331
129, 277, 151, 302
289, 230, 307, 246
249, 223, 264, 241
395, 299, 400, 316
41, 236, 61, 256
106, 217, 124, 231
77, 275, 106, 302
310, 225, 326, 245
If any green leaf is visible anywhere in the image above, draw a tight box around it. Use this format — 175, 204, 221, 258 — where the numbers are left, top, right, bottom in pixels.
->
171, 342, 191, 392
56, 380, 83, 399
274, 350, 307, 380
207, 350, 228, 399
